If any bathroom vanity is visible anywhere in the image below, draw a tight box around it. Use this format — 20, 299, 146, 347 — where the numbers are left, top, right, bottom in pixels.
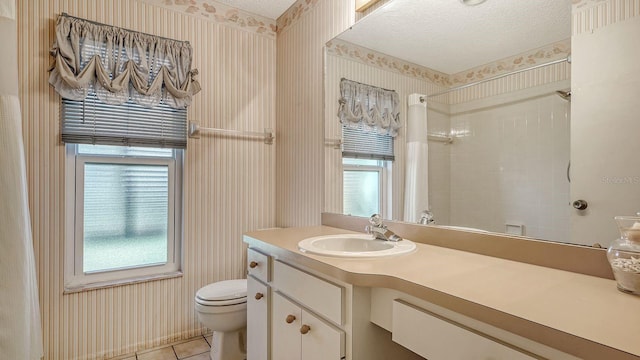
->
243, 217, 640, 360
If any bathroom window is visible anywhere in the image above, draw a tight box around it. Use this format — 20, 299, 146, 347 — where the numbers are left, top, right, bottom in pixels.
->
342, 124, 394, 218
65, 144, 183, 290
62, 93, 186, 291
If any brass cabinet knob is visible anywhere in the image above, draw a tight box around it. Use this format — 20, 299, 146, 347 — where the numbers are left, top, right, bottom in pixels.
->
300, 325, 311, 334
255, 292, 264, 300
249, 261, 258, 269
285, 315, 296, 324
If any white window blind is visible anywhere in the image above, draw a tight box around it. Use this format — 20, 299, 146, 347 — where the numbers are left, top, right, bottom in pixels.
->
342, 123, 394, 161
61, 92, 188, 149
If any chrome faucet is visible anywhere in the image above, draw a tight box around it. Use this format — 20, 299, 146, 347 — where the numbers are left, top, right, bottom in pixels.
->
366, 214, 403, 242
418, 210, 435, 225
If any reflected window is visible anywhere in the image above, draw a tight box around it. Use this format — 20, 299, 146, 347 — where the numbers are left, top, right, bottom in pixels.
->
343, 158, 386, 217
341, 123, 394, 218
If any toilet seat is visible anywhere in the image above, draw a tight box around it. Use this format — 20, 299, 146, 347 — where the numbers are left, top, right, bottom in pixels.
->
196, 279, 247, 307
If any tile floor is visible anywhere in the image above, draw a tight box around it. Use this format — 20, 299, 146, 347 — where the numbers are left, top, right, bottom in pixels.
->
119, 335, 213, 360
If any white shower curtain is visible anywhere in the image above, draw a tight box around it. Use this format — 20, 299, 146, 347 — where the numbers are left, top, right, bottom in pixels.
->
403, 94, 430, 223
0, 0, 44, 358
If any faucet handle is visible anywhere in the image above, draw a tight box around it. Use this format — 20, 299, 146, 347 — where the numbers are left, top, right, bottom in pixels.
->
419, 210, 434, 225
369, 214, 384, 227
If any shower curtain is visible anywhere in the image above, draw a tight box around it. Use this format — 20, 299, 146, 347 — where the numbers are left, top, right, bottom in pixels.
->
0, 0, 44, 358
403, 94, 430, 223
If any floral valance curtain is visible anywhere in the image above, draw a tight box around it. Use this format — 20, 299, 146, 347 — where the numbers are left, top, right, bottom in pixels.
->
49, 14, 200, 109
337, 78, 400, 137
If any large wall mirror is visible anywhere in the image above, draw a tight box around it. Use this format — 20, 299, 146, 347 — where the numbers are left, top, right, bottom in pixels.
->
324, 0, 640, 248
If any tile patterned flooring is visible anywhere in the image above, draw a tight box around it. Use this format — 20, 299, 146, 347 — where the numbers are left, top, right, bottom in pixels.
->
119, 335, 212, 360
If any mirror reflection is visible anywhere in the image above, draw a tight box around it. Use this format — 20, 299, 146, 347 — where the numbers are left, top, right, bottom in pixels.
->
324, 0, 576, 243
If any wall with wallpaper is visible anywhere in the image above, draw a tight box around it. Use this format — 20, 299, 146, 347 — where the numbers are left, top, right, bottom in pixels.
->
275, 0, 356, 227
17, 0, 275, 358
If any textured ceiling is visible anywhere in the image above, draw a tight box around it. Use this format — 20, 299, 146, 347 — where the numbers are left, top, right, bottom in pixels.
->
338, 0, 571, 74
215, 0, 297, 19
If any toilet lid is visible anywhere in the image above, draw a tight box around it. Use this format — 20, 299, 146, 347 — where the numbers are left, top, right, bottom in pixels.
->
196, 279, 247, 302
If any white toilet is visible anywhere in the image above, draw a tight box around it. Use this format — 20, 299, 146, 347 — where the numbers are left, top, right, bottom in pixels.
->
195, 279, 247, 360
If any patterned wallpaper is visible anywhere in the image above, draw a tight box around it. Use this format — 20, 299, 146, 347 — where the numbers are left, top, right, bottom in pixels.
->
18, 1, 275, 359
140, 0, 277, 37
276, 0, 320, 34
326, 38, 451, 87
449, 39, 571, 86
326, 38, 571, 91
276, 0, 355, 227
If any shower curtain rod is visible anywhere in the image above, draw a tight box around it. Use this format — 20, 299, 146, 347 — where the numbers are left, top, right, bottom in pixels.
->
421, 56, 570, 101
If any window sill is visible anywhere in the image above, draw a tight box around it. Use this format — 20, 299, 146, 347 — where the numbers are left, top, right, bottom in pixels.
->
63, 271, 183, 294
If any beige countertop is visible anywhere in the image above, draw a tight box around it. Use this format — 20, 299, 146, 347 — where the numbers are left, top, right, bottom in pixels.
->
244, 225, 640, 360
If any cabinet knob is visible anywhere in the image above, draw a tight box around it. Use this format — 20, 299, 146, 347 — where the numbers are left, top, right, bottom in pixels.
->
285, 315, 296, 324
255, 292, 264, 300
249, 261, 259, 269
300, 325, 311, 335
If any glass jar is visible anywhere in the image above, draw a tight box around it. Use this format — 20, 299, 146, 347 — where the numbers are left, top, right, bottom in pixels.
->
607, 216, 640, 295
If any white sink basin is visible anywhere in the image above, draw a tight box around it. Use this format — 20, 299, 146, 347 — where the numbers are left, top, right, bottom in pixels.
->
298, 234, 416, 258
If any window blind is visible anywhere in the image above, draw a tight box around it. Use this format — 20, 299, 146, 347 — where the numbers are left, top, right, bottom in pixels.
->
342, 123, 394, 161
61, 92, 188, 149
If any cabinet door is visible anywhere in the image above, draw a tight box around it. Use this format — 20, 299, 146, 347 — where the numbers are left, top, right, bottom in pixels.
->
272, 292, 302, 360
247, 276, 269, 360
300, 309, 345, 360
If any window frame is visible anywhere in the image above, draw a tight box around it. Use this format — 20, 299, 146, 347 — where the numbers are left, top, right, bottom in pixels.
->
64, 144, 183, 292
342, 159, 392, 219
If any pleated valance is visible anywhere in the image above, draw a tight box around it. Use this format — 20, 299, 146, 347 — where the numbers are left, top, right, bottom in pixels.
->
48, 14, 200, 109
337, 78, 400, 137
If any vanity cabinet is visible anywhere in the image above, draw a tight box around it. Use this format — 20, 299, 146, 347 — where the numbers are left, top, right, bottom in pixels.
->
272, 292, 345, 360
247, 249, 346, 360
245, 247, 442, 360
244, 226, 638, 360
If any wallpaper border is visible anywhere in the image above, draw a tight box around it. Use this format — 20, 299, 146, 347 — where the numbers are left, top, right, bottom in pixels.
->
450, 39, 571, 86
276, 0, 320, 34
139, 0, 277, 37
326, 38, 571, 89
325, 38, 452, 87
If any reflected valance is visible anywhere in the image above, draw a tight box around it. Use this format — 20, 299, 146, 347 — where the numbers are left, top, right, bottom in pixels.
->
48, 14, 200, 109
337, 78, 400, 137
